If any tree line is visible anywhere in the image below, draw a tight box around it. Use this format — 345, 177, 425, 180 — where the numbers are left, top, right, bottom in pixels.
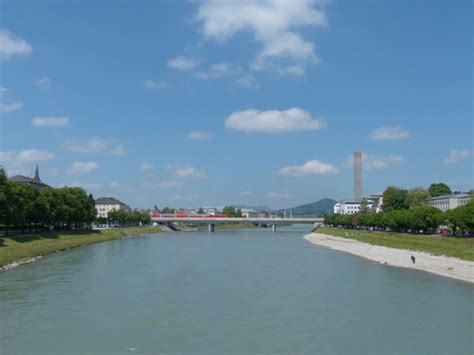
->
99, 209, 150, 227
326, 182, 473, 236
0, 168, 97, 235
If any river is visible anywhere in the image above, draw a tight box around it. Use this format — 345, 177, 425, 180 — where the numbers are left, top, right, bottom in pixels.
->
0, 225, 472, 354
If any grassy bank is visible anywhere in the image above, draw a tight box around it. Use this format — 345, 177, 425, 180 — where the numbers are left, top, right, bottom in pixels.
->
0, 226, 162, 268
316, 227, 474, 261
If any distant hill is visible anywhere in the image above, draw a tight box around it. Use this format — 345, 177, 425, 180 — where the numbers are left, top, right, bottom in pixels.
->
279, 198, 337, 217
231, 205, 271, 212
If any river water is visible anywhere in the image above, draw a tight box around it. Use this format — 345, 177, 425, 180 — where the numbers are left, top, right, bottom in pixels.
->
0, 225, 472, 354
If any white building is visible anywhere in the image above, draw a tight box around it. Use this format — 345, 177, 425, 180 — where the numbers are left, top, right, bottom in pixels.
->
369, 194, 383, 213
95, 197, 131, 218
427, 193, 471, 212
333, 199, 374, 215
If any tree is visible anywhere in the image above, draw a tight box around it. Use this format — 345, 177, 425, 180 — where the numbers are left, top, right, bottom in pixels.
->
407, 206, 441, 234
405, 187, 430, 208
0, 167, 9, 233
198, 207, 204, 214
162, 207, 176, 214
445, 201, 474, 236
428, 183, 452, 197
223, 206, 236, 217
382, 186, 409, 212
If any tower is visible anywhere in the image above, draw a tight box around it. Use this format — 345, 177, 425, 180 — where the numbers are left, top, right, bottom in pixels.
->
33, 164, 41, 183
353, 152, 362, 201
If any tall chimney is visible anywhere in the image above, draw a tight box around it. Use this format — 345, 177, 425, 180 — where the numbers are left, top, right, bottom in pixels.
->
354, 152, 362, 201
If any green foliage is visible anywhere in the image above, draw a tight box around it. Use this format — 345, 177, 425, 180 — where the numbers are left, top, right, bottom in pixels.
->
324, 203, 466, 235
0, 177, 97, 235
161, 207, 176, 214
428, 183, 452, 197
108, 209, 150, 227
197, 207, 204, 214
405, 187, 430, 208
382, 186, 409, 212
444, 200, 474, 235
223, 206, 236, 217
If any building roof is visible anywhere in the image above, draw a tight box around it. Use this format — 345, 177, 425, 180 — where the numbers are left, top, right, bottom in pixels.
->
9, 165, 50, 189
428, 193, 471, 201
339, 199, 374, 204
95, 197, 128, 205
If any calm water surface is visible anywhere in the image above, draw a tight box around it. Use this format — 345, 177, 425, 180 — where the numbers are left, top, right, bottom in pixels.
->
0, 225, 473, 354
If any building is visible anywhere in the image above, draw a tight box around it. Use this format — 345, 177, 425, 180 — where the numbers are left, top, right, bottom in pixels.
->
353, 151, 363, 201
369, 193, 384, 213
241, 208, 268, 218
9, 165, 50, 189
95, 197, 131, 219
333, 199, 374, 215
427, 193, 472, 212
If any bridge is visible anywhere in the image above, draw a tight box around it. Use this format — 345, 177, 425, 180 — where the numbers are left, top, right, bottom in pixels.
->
151, 216, 324, 232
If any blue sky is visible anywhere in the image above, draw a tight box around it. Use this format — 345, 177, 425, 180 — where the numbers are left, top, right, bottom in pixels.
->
0, 0, 472, 209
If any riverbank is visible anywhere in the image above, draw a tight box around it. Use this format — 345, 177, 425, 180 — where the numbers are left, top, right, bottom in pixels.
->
317, 227, 474, 261
0, 226, 163, 271
304, 231, 474, 284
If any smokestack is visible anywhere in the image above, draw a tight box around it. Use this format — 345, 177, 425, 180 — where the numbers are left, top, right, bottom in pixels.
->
354, 151, 362, 201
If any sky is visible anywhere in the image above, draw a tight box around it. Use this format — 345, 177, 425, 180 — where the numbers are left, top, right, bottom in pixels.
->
0, 0, 472, 209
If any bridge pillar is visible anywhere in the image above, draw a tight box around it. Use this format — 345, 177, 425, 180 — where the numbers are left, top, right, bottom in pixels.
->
272, 224, 277, 233
208, 224, 215, 232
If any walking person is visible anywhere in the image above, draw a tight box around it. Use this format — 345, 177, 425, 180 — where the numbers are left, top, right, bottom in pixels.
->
411, 255, 416, 264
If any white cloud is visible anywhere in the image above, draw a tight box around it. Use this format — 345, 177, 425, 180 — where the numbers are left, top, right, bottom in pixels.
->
0, 86, 6, 98
109, 181, 120, 188
4, 149, 55, 163
32, 116, 69, 127
195, 62, 237, 79
0, 149, 55, 175
67, 161, 98, 174
370, 126, 411, 140
266, 192, 291, 199
0, 29, 33, 59
171, 194, 200, 201
143, 79, 167, 90
0, 102, 23, 113
168, 56, 201, 70
167, 163, 207, 179
34, 77, 52, 90
278, 159, 338, 176
195, 0, 326, 75
109, 144, 126, 155
343, 153, 404, 171
143, 180, 182, 189
240, 191, 253, 196
234, 75, 258, 89
187, 131, 213, 141
140, 162, 155, 172
443, 149, 473, 164
225, 107, 325, 133
64, 137, 126, 155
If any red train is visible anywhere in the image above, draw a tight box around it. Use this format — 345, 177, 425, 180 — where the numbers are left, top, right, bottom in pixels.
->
150, 211, 228, 218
